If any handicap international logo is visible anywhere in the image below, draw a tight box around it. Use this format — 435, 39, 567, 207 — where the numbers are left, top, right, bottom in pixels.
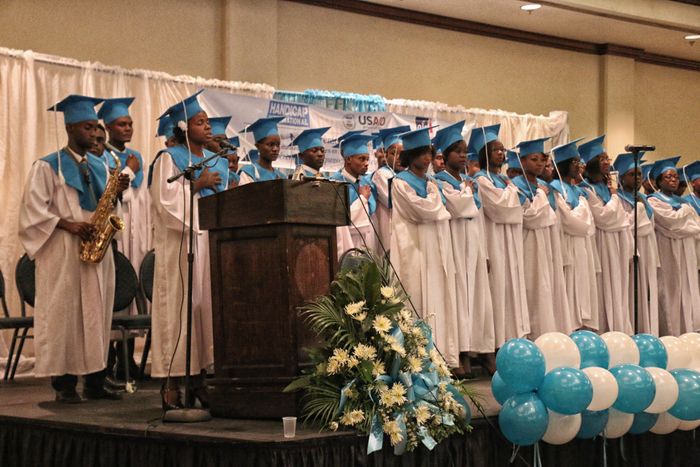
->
342, 114, 356, 130
267, 100, 310, 127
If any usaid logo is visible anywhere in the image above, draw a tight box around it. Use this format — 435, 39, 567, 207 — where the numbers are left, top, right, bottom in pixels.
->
267, 100, 310, 127
342, 114, 355, 129
358, 115, 387, 128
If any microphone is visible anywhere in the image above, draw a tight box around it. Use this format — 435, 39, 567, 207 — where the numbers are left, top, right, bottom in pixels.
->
218, 140, 237, 151
625, 144, 656, 153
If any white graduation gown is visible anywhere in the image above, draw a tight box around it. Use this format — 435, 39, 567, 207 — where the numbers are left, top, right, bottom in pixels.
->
441, 178, 495, 353
18, 160, 115, 377
584, 188, 634, 334
648, 196, 700, 335
520, 187, 572, 337
621, 197, 660, 335
555, 192, 599, 331
371, 166, 394, 252
336, 170, 378, 259
477, 175, 529, 347
390, 178, 460, 367
149, 153, 214, 377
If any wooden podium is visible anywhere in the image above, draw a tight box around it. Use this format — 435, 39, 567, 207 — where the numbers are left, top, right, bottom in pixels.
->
198, 179, 348, 418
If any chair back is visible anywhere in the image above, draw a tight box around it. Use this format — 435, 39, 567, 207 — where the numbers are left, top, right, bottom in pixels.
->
15, 255, 36, 315
113, 250, 139, 313
139, 249, 155, 304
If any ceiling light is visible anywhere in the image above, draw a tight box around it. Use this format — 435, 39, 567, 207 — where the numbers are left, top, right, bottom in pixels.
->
521, 3, 542, 11
685, 34, 700, 40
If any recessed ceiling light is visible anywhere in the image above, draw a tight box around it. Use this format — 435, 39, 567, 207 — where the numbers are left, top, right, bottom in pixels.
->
521, 3, 542, 11
685, 34, 700, 41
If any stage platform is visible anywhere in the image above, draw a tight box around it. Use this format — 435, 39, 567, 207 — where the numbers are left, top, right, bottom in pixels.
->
0, 377, 698, 467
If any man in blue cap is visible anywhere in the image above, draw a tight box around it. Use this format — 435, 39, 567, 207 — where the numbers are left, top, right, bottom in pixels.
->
433, 121, 495, 377
329, 132, 378, 256
291, 127, 330, 180
470, 124, 530, 351
390, 126, 459, 370
579, 135, 633, 334
512, 137, 573, 337
97, 96, 151, 383
681, 161, 700, 215
18, 94, 130, 402
371, 125, 410, 251
613, 152, 660, 335
149, 90, 226, 410
647, 157, 700, 335
238, 116, 287, 184
550, 139, 599, 332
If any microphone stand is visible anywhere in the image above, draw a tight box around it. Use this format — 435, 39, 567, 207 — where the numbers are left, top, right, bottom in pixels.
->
163, 150, 225, 423
628, 148, 642, 334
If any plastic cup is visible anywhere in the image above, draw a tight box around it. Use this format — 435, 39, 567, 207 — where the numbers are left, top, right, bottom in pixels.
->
283, 416, 297, 438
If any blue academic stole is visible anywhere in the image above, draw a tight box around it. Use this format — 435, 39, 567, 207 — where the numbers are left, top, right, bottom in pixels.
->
550, 179, 585, 209
584, 180, 612, 204
618, 190, 653, 219
42, 150, 107, 211
146, 145, 228, 197
101, 146, 144, 188
394, 170, 446, 205
682, 193, 700, 215
648, 192, 688, 211
329, 171, 377, 215
239, 161, 286, 182
474, 170, 508, 189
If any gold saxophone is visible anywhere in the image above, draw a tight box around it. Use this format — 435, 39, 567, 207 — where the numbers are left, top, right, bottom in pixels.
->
80, 150, 125, 263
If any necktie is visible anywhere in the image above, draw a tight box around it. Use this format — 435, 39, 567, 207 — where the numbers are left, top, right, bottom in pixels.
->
79, 157, 99, 209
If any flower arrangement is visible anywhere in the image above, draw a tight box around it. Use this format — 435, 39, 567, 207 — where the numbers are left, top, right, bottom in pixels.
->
285, 253, 476, 455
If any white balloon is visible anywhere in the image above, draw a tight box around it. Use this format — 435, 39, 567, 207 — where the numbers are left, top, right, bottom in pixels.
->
677, 419, 700, 431
650, 412, 681, 435
535, 332, 581, 372
678, 333, 700, 370
604, 408, 634, 439
601, 332, 639, 367
542, 410, 581, 445
660, 336, 691, 370
582, 367, 618, 411
644, 367, 679, 414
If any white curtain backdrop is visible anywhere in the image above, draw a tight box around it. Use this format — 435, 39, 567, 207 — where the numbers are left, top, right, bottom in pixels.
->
0, 47, 568, 365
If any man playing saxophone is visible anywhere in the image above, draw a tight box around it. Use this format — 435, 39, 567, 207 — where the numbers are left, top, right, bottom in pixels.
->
18, 94, 130, 403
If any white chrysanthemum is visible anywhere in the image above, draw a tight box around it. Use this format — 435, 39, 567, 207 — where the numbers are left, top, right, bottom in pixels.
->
351, 311, 367, 322
340, 409, 366, 426
333, 348, 350, 361
326, 359, 341, 375
391, 342, 407, 357
344, 301, 366, 317
346, 356, 359, 368
372, 361, 386, 377
407, 355, 423, 373
414, 405, 431, 425
343, 387, 358, 400
383, 419, 404, 446
416, 346, 427, 358
329, 421, 339, 431
354, 343, 377, 360
399, 308, 414, 324
380, 383, 407, 407
372, 315, 392, 334
380, 286, 395, 299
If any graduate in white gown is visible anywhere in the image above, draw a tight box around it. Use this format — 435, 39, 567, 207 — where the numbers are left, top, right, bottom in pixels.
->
329, 132, 378, 258
290, 127, 330, 180
149, 91, 229, 410
390, 127, 459, 368
238, 117, 287, 185
19, 95, 130, 402
432, 121, 495, 376
371, 126, 409, 252
579, 136, 633, 334
681, 161, 700, 305
614, 153, 660, 335
647, 157, 700, 335
550, 140, 600, 332
470, 124, 529, 348
98, 97, 152, 377
511, 137, 573, 337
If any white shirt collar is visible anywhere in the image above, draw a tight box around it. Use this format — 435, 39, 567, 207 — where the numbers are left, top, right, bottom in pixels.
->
64, 146, 85, 163
301, 164, 319, 175
342, 168, 358, 184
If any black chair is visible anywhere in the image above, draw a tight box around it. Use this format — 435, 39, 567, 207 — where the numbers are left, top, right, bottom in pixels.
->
111, 250, 151, 389
2, 255, 35, 381
136, 249, 154, 380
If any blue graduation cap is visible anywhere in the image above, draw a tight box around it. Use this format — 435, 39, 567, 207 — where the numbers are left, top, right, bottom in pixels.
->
227, 136, 240, 148
292, 127, 330, 153
613, 152, 646, 175
552, 137, 584, 164
209, 116, 232, 137
682, 161, 700, 182
243, 116, 285, 143
506, 150, 521, 169
650, 156, 681, 180
167, 90, 205, 125
641, 163, 654, 181
339, 133, 373, 158
467, 152, 478, 161
247, 149, 260, 164
516, 137, 550, 158
49, 94, 103, 124
371, 133, 383, 150
400, 126, 437, 151
379, 125, 411, 149
156, 114, 175, 138
97, 97, 134, 124
334, 130, 366, 147
578, 135, 606, 164
433, 120, 466, 154
467, 124, 501, 156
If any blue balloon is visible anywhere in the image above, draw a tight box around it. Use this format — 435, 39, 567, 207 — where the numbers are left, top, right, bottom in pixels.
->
498, 392, 549, 446
669, 369, 700, 421
610, 364, 656, 413
629, 412, 659, 434
632, 334, 668, 369
577, 409, 609, 439
538, 367, 593, 415
496, 338, 546, 393
492, 372, 516, 406
570, 330, 609, 369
